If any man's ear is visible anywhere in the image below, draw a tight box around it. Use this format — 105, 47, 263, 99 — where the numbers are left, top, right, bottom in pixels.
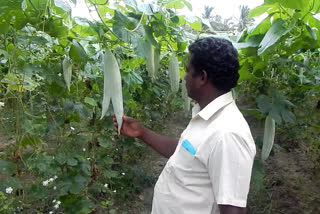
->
200, 70, 209, 85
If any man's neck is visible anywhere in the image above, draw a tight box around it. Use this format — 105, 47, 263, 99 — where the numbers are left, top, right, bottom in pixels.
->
198, 89, 227, 110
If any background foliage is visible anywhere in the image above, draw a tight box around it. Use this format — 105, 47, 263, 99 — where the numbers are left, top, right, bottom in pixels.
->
0, 0, 319, 213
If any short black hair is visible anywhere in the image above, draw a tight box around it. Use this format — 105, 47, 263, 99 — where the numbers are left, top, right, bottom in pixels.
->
188, 37, 240, 92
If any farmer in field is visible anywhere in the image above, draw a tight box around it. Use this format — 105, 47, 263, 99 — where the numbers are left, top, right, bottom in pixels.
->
113, 37, 256, 214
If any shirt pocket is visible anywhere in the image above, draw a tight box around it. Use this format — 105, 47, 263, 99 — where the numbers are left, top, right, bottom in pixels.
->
172, 139, 196, 170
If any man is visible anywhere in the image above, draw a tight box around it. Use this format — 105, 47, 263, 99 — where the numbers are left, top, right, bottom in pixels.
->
113, 37, 256, 214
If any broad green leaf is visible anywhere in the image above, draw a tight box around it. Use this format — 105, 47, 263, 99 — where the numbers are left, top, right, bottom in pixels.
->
84, 97, 97, 107
166, 0, 184, 9
256, 90, 295, 124
0, 160, 16, 175
258, 18, 296, 55
181, 0, 192, 11
44, 18, 69, 38
238, 61, 252, 82
305, 24, 317, 40
135, 39, 150, 59
248, 4, 274, 18
69, 40, 88, 63
113, 11, 145, 43
144, 25, 157, 46
123, 0, 137, 10
185, 16, 202, 31
54, 0, 71, 12
67, 158, 78, 166
234, 35, 263, 49
137, 3, 159, 15
278, 0, 311, 11
97, 136, 112, 148
19, 135, 43, 147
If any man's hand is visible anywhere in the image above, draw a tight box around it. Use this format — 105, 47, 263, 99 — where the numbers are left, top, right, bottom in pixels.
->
113, 115, 178, 158
219, 205, 246, 214
113, 115, 145, 138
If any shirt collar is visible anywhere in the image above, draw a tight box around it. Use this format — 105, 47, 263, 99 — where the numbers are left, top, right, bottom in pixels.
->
192, 92, 234, 120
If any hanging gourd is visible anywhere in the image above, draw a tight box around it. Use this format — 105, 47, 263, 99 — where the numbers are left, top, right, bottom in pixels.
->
100, 49, 123, 135
261, 115, 276, 161
168, 54, 180, 93
62, 57, 72, 91
146, 43, 155, 81
154, 47, 161, 76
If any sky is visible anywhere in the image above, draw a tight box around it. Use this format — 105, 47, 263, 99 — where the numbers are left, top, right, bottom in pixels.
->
184, 0, 264, 19
72, 0, 265, 22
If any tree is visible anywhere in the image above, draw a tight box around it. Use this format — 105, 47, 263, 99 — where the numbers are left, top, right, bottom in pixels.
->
203, 6, 214, 19
237, 5, 254, 32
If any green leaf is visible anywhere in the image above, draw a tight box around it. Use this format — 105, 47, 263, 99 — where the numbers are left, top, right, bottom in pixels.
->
67, 157, 78, 166
256, 90, 296, 124
59, 175, 88, 195
166, 0, 184, 9
97, 136, 112, 148
84, 97, 97, 107
278, 0, 311, 11
19, 135, 43, 147
112, 11, 145, 43
56, 153, 68, 165
54, 0, 71, 12
238, 61, 252, 82
258, 18, 296, 55
134, 39, 150, 59
248, 4, 273, 18
0, 160, 16, 175
61, 195, 95, 214
44, 18, 69, 38
233, 35, 262, 49
69, 40, 88, 63
144, 25, 157, 46
181, 0, 192, 11
185, 16, 202, 31
305, 23, 317, 40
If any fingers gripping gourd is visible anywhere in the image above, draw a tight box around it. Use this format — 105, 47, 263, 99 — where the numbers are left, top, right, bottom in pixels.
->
62, 58, 72, 91
261, 115, 276, 161
168, 55, 180, 93
100, 50, 123, 135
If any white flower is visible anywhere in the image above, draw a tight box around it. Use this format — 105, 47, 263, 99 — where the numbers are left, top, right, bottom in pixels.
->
53, 199, 56, 203
49, 211, 54, 214
54, 204, 59, 209
53, 175, 58, 180
70, 126, 75, 131
5, 187, 13, 194
104, 184, 108, 188
53, 186, 57, 190
121, 172, 125, 175
42, 180, 49, 186
49, 178, 54, 182
0, 102, 4, 107
113, 190, 116, 193
82, 148, 86, 152
56, 201, 61, 205
58, 73, 62, 77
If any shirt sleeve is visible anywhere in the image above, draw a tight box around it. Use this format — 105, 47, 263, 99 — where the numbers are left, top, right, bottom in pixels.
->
208, 132, 255, 207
